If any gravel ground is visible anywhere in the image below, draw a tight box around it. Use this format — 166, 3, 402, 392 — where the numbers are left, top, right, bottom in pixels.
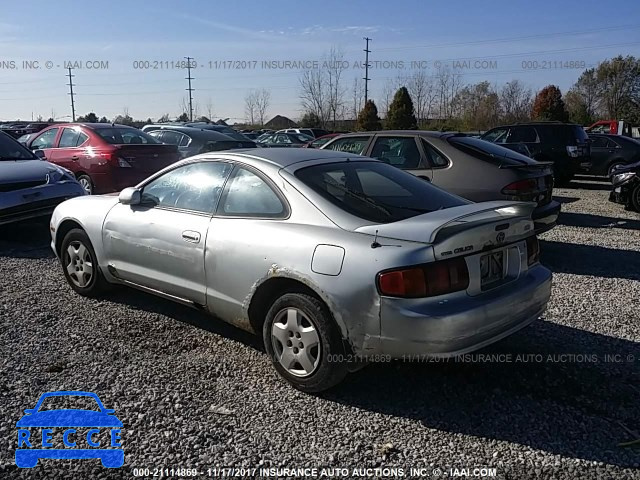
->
0, 175, 638, 480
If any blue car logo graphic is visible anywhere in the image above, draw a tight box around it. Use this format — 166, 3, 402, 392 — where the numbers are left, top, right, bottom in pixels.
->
16, 391, 123, 468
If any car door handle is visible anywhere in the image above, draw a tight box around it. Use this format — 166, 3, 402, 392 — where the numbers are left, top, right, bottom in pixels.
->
182, 231, 201, 243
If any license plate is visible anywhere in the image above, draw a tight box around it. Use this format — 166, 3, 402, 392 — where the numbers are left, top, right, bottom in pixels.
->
480, 250, 505, 287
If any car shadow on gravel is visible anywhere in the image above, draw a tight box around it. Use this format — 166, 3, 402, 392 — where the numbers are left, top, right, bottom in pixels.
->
105, 288, 264, 351
0, 220, 54, 259
553, 195, 580, 204
540, 240, 640, 280
325, 320, 640, 468
558, 212, 640, 230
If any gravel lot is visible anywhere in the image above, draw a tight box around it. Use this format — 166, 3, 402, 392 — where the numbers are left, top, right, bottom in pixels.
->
0, 175, 638, 480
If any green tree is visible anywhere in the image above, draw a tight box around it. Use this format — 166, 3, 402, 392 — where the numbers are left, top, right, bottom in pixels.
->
77, 112, 99, 123
99, 116, 109, 123
595, 55, 640, 118
299, 111, 322, 128
565, 69, 600, 125
356, 100, 382, 131
176, 113, 189, 122
531, 85, 568, 121
386, 87, 417, 129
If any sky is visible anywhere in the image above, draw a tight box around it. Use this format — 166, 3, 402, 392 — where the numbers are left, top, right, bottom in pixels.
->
1, 0, 640, 123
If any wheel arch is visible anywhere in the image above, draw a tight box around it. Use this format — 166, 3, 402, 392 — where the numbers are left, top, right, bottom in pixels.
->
246, 274, 349, 343
54, 219, 85, 257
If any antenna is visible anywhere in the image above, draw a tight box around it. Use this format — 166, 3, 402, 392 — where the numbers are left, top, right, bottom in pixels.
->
371, 229, 381, 249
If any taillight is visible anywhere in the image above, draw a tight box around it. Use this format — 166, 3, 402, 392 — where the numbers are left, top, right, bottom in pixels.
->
109, 153, 132, 168
378, 257, 469, 298
566, 145, 580, 157
526, 236, 540, 266
501, 178, 538, 196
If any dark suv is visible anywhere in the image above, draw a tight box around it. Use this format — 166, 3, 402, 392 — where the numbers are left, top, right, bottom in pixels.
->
481, 122, 591, 185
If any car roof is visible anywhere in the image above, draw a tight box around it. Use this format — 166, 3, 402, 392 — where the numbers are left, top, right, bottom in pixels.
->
144, 125, 236, 140
334, 130, 457, 139
195, 146, 365, 168
49, 123, 137, 130
490, 122, 581, 128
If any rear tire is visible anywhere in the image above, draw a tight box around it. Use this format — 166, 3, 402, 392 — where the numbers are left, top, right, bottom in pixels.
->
607, 162, 624, 177
60, 228, 109, 297
630, 184, 640, 212
263, 293, 348, 393
77, 174, 94, 195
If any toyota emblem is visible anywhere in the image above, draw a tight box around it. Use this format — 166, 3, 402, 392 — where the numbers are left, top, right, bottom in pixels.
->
496, 232, 506, 244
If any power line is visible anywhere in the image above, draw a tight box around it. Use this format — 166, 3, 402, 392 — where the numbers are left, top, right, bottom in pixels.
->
67, 67, 76, 122
363, 37, 371, 103
185, 56, 195, 121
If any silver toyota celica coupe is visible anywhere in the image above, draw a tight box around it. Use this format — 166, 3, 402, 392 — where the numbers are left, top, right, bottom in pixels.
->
50, 148, 552, 392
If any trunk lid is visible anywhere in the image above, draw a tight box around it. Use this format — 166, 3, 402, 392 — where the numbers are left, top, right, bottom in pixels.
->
113, 144, 179, 173
355, 201, 535, 259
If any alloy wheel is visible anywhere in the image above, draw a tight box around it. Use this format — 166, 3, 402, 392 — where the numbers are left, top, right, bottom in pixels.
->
271, 307, 321, 377
65, 241, 94, 288
78, 176, 93, 195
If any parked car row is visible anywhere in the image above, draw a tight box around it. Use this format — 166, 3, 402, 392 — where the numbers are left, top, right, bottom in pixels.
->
320, 130, 560, 234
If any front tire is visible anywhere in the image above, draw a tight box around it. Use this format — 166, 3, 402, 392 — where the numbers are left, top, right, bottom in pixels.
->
263, 293, 348, 393
60, 228, 109, 297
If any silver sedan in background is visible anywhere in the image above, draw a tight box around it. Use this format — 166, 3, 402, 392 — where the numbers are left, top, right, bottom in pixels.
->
49, 149, 552, 392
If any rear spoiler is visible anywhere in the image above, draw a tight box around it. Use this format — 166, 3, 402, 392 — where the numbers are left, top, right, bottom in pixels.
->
430, 202, 535, 244
498, 161, 553, 169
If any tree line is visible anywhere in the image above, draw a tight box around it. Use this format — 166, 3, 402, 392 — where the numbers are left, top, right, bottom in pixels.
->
297, 52, 640, 132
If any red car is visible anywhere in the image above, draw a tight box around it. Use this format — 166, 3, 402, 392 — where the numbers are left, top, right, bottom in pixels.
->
26, 123, 179, 194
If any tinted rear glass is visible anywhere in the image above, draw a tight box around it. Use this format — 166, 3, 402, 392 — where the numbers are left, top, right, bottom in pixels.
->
447, 136, 535, 166
295, 160, 466, 223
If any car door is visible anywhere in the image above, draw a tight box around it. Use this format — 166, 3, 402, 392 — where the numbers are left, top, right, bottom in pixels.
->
205, 165, 289, 321
102, 161, 234, 304
28, 127, 60, 160
47, 127, 90, 173
589, 136, 617, 174
505, 126, 541, 158
368, 135, 432, 180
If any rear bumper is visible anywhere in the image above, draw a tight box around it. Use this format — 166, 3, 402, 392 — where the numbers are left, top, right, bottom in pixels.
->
377, 265, 552, 358
531, 200, 561, 234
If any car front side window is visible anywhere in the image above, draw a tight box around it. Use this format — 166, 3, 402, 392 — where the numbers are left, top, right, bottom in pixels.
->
141, 161, 233, 214
31, 128, 59, 149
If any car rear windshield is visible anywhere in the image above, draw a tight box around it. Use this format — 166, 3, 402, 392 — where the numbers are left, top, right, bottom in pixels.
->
447, 136, 534, 166
295, 160, 466, 223
94, 127, 160, 145
0, 132, 37, 160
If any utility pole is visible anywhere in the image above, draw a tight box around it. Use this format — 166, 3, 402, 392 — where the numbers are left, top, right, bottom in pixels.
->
185, 56, 194, 121
67, 67, 76, 122
363, 37, 371, 104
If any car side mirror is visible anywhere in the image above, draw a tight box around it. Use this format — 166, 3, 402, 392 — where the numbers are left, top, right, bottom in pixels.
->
103, 408, 116, 414
23, 408, 35, 415
33, 149, 46, 160
119, 187, 141, 205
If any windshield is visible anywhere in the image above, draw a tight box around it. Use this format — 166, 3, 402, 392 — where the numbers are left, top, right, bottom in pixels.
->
295, 160, 466, 223
37, 395, 101, 412
95, 127, 160, 145
0, 132, 37, 160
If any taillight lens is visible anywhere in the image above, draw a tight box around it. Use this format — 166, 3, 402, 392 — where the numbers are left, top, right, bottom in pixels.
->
378, 257, 469, 298
526, 236, 540, 266
502, 178, 538, 196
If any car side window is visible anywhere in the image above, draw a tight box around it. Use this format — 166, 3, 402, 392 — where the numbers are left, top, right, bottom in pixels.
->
371, 137, 422, 169
421, 139, 450, 168
275, 134, 291, 144
147, 130, 164, 141
141, 162, 233, 214
31, 128, 59, 149
179, 134, 191, 147
508, 126, 538, 143
76, 132, 89, 146
59, 128, 81, 148
324, 136, 370, 154
590, 136, 607, 148
218, 167, 286, 218
158, 131, 183, 146
482, 128, 508, 143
